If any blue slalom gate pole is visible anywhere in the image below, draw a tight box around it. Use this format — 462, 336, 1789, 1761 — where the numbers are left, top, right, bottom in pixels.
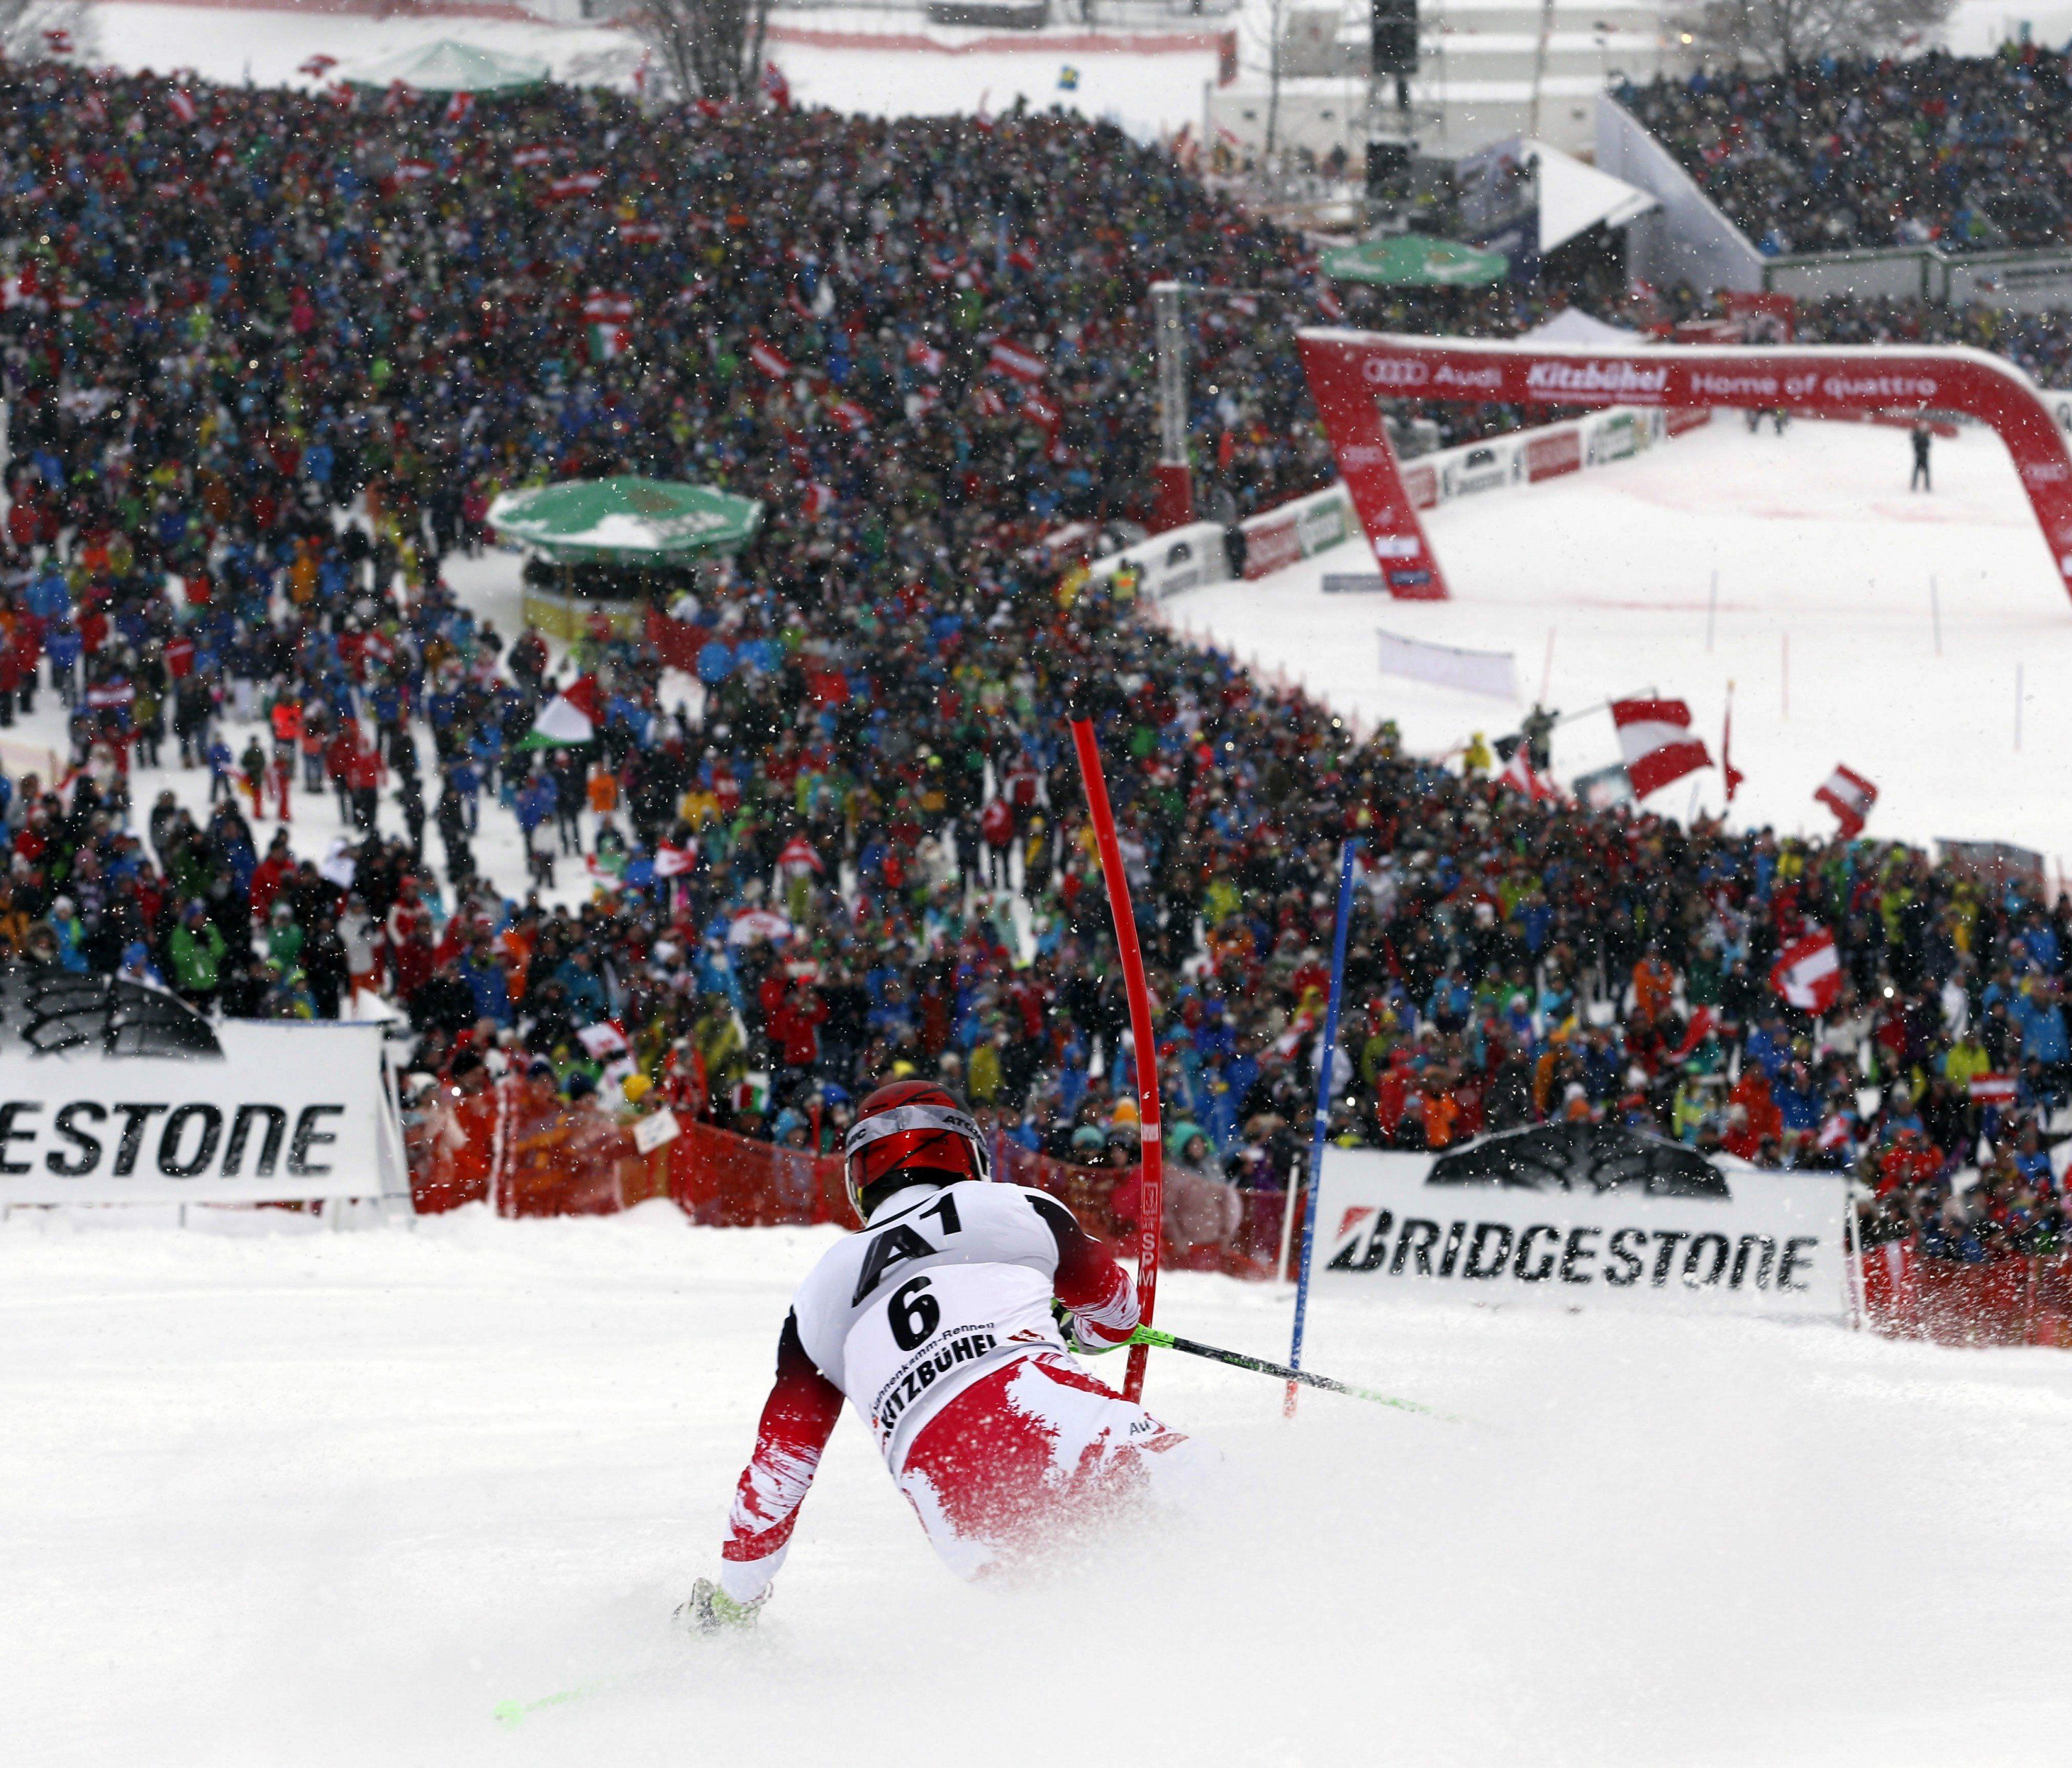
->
1285, 838, 1359, 1418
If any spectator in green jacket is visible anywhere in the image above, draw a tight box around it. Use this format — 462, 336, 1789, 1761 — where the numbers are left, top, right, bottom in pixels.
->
168, 902, 226, 1011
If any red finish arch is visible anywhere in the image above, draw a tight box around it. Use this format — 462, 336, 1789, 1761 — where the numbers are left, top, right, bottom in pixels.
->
1296, 330, 2072, 606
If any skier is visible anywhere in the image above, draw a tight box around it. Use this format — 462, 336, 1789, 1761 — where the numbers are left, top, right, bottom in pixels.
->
686, 1079, 1208, 1631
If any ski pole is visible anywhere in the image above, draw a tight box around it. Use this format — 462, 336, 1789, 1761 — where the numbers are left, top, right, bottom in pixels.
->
1127, 1325, 1463, 1422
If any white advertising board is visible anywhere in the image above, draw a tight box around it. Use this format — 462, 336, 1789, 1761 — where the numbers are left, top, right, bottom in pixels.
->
1375, 629, 1518, 700
1312, 1147, 1850, 1320
0, 1018, 400, 1206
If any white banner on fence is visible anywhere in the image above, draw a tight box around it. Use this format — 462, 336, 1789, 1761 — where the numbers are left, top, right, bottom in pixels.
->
1312, 1148, 1850, 1319
0, 1022, 399, 1205
1375, 629, 1518, 700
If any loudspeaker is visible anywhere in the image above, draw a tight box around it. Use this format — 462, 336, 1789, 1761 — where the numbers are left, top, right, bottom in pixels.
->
1372, 0, 1417, 74
1366, 139, 1411, 199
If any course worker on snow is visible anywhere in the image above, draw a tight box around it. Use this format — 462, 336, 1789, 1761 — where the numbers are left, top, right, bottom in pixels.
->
688, 1079, 1210, 1629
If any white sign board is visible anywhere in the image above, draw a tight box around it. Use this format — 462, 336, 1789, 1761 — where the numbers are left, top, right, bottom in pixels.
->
1375, 629, 1518, 700
631, 1107, 681, 1156
0, 1021, 398, 1206
1312, 1148, 1849, 1319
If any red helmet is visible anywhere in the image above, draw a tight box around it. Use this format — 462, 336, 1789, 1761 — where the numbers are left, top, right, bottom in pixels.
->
843, 1079, 989, 1220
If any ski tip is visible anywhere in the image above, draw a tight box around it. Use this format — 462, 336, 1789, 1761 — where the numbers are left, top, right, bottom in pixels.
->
491, 1699, 525, 1730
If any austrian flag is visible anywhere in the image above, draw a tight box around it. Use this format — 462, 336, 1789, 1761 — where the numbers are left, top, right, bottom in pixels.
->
749, 341, 792, 380
1770, 926, 1842, 1014
1610, 698, 1712, 799
1499, 748, 1557, 803
1814, 764, 1878, 839
986, 340, 1046, 384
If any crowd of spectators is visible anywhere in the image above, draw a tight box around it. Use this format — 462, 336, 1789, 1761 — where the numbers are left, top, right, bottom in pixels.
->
0, 62, 2067, 1271
1619, 45, 2072, 254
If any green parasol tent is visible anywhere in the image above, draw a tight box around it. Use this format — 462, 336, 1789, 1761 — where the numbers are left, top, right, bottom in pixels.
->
345, 39, 551, 95
1320, 234, 1509, 287
488, 477, 763, 564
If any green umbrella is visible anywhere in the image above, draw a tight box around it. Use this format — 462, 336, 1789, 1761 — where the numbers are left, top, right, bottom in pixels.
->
1320, 234, 1509, 287
345, 39, 551, 96
488, 477, 764, 564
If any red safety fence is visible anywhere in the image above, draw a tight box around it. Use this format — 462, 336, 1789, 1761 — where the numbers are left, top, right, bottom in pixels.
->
407, 1088, 2072, 1348
1856, 1239, 2072, 1349
405, 1084, 1298, 1277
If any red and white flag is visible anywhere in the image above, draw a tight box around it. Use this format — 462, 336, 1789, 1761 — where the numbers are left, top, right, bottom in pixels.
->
1316, 285, 1345, 320
394, 158, 435, 183
618, 221, 666, 244
1007, 240, 1039, 272
444, 91, 474, 126
905, 339, 944, 375
653, 842, 699, 878
298, 54, 338, 77
973, 386, 1006, 419
1816, 1112, 1854, 1151
1667, 1005, 1717, 1063
1770, 926, 1842, 1015
777, 836, 826, 875
1499, 747, 1557, 803
1610, 698, 1712, 799
828, 399, 870, 434
986, 339, 1046, 384
512, 144, 556, 168
1968, 1072, 2018, 1106
1814, 764, 1877, 840
801, 482, 833, 521
576, 1022, 628, 1058
749, 341, 791, 379
1722, 686, 1744, 802
167, 89, 198, 124
1021, 391, 1061, 432
548, 172, 603, 199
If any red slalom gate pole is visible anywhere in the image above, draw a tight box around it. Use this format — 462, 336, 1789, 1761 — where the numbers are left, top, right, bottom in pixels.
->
1068, 714, 1164, 1404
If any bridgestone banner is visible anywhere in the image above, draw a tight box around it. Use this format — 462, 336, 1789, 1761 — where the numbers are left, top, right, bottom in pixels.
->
1312, 1140, 1849, 1319
0, 1014, 400, 1207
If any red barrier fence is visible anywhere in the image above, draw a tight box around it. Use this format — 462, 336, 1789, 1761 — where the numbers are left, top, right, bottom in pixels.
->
405, 1086, 1298, 1277
1856, 1240, 2072, 1348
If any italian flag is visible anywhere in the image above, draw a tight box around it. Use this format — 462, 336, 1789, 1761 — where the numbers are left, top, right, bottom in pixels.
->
524, 675, 600, 748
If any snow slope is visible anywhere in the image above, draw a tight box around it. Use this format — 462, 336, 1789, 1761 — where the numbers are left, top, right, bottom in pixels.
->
5, 1207, 2071, 1767
79, 0, 1224, 139
1173, 418, 2072, 869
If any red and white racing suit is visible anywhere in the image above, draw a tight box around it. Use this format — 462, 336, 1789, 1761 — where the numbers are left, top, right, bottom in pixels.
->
718, 1179, 1206, 1596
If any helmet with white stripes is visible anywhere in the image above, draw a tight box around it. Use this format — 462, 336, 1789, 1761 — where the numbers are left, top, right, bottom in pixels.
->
843, 1079, 989, 1222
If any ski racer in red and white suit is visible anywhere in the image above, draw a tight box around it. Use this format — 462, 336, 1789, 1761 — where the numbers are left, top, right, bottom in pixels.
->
700, 1083, 1210, 1618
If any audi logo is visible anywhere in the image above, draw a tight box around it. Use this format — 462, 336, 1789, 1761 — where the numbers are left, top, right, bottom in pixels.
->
1361, 357, 1430, 388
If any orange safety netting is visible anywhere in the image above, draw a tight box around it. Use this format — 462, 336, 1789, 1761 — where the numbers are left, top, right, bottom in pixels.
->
1857, 1240, 2072, 1349
405, 1090, 1300, 1278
